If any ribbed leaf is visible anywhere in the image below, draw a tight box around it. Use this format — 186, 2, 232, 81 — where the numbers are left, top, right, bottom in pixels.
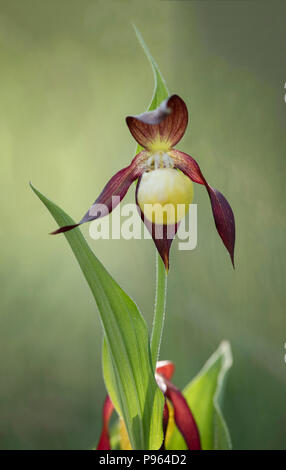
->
30, 183, 164, 450
167, 341, 233, 450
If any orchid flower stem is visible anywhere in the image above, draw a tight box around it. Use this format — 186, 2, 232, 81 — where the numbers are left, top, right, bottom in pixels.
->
151, 252, 168, 370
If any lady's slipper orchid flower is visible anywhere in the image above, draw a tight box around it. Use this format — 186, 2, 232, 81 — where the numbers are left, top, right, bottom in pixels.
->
52, 95, 235, 270
97, 360, 201, 451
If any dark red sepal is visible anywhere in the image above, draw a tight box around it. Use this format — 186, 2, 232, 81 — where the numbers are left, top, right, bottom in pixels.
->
159, 400, 170, 451
50, 223, 80, 235
126, 95, 188, 150
96, 395, 114, 450
164, 379, 201, 450
51, 151, 148, 235
171, 149, 235, 267
206, 185, 235, 267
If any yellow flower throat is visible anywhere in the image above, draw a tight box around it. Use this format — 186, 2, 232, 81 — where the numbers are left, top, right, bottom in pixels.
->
138, 151, 194, 225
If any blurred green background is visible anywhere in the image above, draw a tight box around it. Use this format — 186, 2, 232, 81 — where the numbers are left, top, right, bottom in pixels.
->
0, 0, 285, 450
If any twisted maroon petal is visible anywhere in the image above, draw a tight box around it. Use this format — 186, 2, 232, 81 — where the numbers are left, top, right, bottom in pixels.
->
171, 149, 235, 267
51, 151, 148, 234
135, 178, 179, 271
164, 379, 201, 451
126, 95, 188, 150
97, 395, 114, 450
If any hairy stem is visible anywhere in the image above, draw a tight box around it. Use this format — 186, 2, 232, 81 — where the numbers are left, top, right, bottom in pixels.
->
151, 252, 168, 370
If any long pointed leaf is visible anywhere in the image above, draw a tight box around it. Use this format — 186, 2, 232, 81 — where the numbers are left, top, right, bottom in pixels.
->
30, 183, 164, 450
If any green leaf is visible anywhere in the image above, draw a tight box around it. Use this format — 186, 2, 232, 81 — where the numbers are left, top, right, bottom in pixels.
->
133, 25, 169, 111
167, 341, 233, 450
30, 183, 164, 450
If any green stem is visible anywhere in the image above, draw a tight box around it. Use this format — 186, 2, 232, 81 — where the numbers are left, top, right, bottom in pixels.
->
151, 252, 168, 370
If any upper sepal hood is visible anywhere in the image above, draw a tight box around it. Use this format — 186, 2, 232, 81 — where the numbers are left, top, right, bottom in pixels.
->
156, 360, 175, 380
126, 95, 188, 150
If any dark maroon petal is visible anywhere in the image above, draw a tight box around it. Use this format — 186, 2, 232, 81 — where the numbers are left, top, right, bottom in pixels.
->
51, 223, 80, 234
170, 149, 205, 185
171, 149, 235, 267
51, 151, 148, 235
96, 395, 114, 450
159, 400, 170, 451
206, 186, 235, 267
126, 95, 188, 150
156, 361, 175, 380
135, 178, 179, 272
164, 379, 201, 451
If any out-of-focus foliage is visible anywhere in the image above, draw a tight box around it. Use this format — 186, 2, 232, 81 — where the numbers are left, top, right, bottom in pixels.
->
0, 0, 285, 449
167, 342, 232, 450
